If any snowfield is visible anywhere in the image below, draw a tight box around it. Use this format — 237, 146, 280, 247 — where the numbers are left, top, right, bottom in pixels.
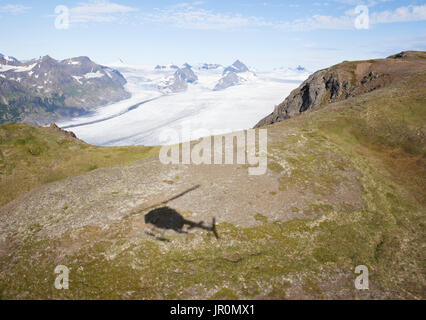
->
58, 63, 309, 146
0, 63, 37, 73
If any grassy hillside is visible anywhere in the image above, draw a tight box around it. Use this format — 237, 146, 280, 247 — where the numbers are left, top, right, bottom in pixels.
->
0, 57, 424, 300
0, 123, 159, 206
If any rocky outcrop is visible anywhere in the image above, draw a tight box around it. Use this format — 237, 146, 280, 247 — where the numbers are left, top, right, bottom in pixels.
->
49, 122, 76, 138
255, 51, 426, 128
48, 122, 87, 143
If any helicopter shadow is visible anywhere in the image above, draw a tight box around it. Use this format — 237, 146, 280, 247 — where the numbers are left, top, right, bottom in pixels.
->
144, 206, 219, 241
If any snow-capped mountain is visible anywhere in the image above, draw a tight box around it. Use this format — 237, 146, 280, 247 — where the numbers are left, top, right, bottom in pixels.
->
1, 52, 311, 133
223, 60, 250, 74
214, 70, 242, 91
162, 66, 199, 93
0, 53, 19, 64
0, 54, 129, 125
197, 63, 222, 70
214, 60, 256, 91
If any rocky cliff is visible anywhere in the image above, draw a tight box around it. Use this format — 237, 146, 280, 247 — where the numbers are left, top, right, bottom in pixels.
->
255, 51, 426, 127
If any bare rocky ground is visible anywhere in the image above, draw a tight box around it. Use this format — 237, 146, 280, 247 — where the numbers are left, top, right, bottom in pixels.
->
0, 54, 425, 300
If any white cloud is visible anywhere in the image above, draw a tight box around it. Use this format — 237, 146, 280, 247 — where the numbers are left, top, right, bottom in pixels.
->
292, 4, 426, 31
276, 15, 354, 31
0, 4, 31, 14
332, 0, 392, 6
55, 1, 426, 31
66, 0, 138, 24
139, 1, 426, 32
371, 4, 426, 24
141, 4, 269, 31
140, 2, 352, 32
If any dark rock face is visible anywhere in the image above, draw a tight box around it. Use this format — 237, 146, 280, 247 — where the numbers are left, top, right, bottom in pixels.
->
255, 51, 425, 128
255, 69, 328, 126
0, 54, 129, 125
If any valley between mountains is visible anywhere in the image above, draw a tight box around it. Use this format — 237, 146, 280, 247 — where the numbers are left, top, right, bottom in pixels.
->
0, 51, 425, 299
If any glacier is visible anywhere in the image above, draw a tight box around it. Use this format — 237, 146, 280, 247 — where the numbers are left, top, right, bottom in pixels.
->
57, 62, 309, 146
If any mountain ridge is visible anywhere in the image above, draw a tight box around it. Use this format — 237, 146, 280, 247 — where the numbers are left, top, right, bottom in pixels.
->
255, 51, 426, 127
0, 54, 130, 125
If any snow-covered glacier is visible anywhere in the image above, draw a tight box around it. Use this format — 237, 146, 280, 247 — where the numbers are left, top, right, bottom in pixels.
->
58, 61, 309, 146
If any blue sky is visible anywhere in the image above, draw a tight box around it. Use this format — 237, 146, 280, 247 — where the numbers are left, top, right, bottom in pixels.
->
0, 0, 425, 70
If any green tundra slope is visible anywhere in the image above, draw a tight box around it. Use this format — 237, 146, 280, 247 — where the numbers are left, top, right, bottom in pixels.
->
0, 123, 159, 207
0, 53, 424, 299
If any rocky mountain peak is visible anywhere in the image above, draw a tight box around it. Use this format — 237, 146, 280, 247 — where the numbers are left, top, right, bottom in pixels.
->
40, 55, 55, 62
223, 60, 249, 75
233, 60, 248, 70
164, 66, 199, 92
